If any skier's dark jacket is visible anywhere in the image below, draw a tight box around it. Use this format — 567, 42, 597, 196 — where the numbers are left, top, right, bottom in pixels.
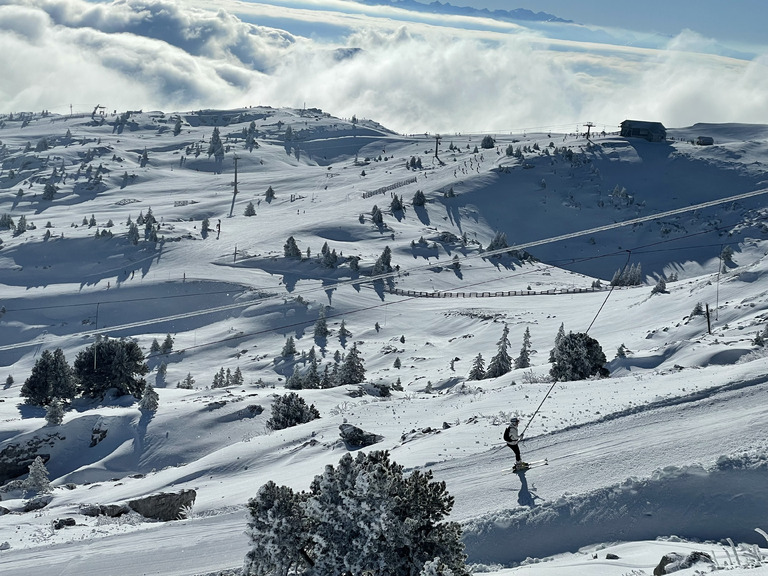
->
504, 423, 521, 446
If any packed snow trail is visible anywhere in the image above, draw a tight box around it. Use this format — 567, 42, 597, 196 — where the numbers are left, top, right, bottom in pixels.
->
3, 378, 766, 575
0, 511, 248, 576
435, 380, 768, 564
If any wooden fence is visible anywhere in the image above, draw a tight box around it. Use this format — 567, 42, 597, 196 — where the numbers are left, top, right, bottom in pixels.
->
362, 176, 418, 199
390, 286, 611, 298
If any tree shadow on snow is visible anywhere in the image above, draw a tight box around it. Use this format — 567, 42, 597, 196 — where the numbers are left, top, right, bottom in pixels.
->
440, 198, 462, 230
414, 204, 430, 226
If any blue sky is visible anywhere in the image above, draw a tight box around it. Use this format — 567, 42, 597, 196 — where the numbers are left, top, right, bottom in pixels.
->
463, 0, 768, 46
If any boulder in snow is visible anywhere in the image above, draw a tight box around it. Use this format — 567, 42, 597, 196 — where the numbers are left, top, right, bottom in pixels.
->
339, 423, 383, 449
128, 489, 196, 521
53, 517, 76, 530
23, 495, 52, 512
653, 551, 713, 575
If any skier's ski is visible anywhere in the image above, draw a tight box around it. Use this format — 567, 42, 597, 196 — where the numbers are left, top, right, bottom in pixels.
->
502, 459, 548, 474
513, 459, 548, 473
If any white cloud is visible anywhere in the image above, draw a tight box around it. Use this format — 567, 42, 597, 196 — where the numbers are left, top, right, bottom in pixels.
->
1, 0, 766, 132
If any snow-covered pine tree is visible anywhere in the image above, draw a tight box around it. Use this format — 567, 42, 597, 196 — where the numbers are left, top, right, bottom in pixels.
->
420, 557, 457, 576
232, 367, 244, 387
24, 456, 51, 494
15, 214, 27, 235
42, 182, 56, 200
212, 367, 226, 388
468, 353, 485, 380
244, 201, 256, 216
285, 365, 303, 390
284, 236, 301, 258
161, 333, 174, 354
549, 323, 565, 362
372, 246, 393, 276
338, 319, 351, 346
320, 365, 332, 388
282, 336, 297, 358
651, 277, 666, 294
265, 185, 275, 201
322, 248, 338, 268
266, 392, 319, 430
549, 332, 608, 381
207, 127, 225, 160
337, 343, 365, 385
178, 372, 195, 389
314, 306, 330, 341
299, 451, 469, 576
485, 324, 512, 379
21, 348, 77, 406
486, 231, 509, 254
139, 383, 159, 411
244, 481, 307, 576
150, 338, 161, 354
45, 397, 65, 426
371, 205, 383, 225
514, 327, 532, 369
305, 359, 320, 389
127, 222, 140, 245
413, 189, 426, 206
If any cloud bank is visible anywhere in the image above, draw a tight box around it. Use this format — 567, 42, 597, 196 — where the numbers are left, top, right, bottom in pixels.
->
1, 0, 767, 133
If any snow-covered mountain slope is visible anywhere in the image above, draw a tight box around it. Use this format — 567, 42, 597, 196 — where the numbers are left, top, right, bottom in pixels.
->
1, 108, 767, 575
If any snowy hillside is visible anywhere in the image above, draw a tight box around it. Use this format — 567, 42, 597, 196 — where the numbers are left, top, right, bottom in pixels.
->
1, 107, 768, 575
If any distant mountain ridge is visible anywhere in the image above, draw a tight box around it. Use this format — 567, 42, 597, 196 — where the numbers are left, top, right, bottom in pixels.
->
354, 0, 571, 23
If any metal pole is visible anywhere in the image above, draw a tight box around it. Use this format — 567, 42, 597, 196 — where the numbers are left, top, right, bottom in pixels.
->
229, 155, 239, 218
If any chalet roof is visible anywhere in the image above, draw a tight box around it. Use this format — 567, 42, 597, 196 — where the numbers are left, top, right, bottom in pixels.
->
620, 119, 666, 129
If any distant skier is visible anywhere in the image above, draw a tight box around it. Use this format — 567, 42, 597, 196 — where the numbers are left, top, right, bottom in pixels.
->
504, 417, 526, 467
216, 219, 221, 239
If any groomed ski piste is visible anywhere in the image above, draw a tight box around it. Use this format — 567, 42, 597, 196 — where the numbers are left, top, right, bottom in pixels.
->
1, 108, 768, 575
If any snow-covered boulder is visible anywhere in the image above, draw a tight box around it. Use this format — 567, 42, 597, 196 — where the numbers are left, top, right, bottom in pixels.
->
653, 551, 713, 575
128, 489, 197, 521
339, 423, 383, 449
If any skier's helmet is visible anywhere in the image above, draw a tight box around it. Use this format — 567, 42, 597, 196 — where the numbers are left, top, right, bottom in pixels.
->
510, 417, 519, 424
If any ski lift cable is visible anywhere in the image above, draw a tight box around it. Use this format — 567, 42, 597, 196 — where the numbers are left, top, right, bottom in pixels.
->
520, 379, 558, 438
524, 249, 630, 436
585, 250, 631, 335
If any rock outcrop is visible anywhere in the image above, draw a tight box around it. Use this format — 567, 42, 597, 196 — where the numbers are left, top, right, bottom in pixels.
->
339, 423, 383, 449
128, 489, 197, 521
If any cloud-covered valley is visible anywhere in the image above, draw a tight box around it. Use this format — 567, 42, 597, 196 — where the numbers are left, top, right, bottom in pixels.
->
2, 0, 767, 133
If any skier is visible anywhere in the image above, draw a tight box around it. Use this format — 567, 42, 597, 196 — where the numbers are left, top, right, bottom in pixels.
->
504, 417, 527, 469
